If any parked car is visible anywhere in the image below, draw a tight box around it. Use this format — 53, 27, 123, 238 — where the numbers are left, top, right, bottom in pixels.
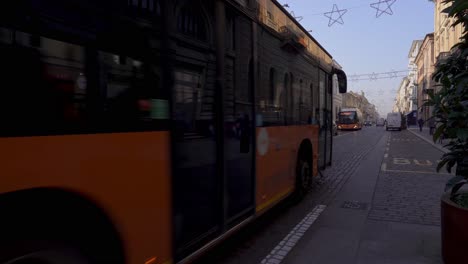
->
364, 121, 372, 126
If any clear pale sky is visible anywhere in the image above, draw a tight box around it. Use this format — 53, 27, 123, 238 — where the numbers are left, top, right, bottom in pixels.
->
276, 0, 435, 116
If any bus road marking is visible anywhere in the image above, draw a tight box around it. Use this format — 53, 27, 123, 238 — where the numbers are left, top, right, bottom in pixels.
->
384, 169, 451, 175
260, 205, 326, 264
392, 158, 434, 166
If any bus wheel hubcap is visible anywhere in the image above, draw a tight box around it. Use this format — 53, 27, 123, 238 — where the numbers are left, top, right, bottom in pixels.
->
301, 162, 311, 189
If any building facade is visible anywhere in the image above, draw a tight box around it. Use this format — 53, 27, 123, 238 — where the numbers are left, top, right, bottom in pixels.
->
394, 77, 409, 114
342, 91, 378, 121
415, 33, 435, 123
393, 40, 422, 116
434, 0, 464, 63
407, 40, 422, 113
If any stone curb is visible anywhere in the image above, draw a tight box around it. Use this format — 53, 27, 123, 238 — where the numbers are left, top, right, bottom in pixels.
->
407, 129, 449, 154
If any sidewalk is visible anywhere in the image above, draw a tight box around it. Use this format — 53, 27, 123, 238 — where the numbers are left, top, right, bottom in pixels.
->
407, 127, 449, 153
282, 130, 446, 264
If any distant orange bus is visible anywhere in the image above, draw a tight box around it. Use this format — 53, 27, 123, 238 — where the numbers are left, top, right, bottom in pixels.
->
337, 108, 364, 130
0, 1, 347, 264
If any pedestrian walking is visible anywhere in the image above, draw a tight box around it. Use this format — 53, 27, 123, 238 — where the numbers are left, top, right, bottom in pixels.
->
429, 117, 436, 135
418, 118, 424, 132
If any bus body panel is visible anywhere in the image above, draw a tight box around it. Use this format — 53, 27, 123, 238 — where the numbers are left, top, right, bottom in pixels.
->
0, 132, 172, 264
255, 125, 319, 213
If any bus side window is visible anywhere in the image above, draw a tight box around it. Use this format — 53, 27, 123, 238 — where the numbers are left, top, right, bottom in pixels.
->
0, 28, 87, 136
99, 51, 167, 131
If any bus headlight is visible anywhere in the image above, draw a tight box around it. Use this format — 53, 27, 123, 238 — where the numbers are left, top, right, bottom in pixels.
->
354, 125, 358, 128
338, 126, 342, 129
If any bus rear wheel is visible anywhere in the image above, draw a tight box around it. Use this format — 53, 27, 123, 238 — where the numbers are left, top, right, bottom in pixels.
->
1, 241, 92, 264
294, 155, 312, 201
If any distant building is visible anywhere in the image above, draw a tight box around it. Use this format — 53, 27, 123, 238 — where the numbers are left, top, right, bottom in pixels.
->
342, 91, 378, 121
393, 40, 422, 116
394, 77, 409, 114
407, 40, 421, 113
415, 33, 435, 123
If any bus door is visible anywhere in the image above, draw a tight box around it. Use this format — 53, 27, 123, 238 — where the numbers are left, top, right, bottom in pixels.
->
172, 61, 256, 259
326, 73, 333, 166
172, 68, 221, 259
318, 70, 327, 169
171, 6, 255, 259
224, 58, 255, 226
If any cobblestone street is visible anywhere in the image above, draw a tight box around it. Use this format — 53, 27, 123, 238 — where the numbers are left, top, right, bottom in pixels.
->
369, 130, 450, 226
195, 126, 449, 264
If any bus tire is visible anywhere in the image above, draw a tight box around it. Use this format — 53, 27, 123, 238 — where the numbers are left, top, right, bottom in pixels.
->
294, 153, 312, 202
0, 189, 125, 264
0, 241, 92, 264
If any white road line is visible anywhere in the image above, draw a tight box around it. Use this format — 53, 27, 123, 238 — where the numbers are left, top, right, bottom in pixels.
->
381, 163, 387, 171
386, 147, 390, 151
384, 169, 452, 175
384, 153, 388, 158
260, 205, 326, 264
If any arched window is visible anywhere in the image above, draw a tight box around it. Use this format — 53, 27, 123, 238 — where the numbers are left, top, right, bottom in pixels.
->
128, 0, 160, 15
177, 4, 207, 41
299, 79, 303, 104
269, 68, 276, 103
156, 0, 161, 16
226, 14, 235, 50
289, 73, 295, 123
310, 83, 314, 109
283, 73, 289, 106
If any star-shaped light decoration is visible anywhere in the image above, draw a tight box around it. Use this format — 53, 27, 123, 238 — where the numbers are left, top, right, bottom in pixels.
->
370, 0, 397, 18
350, 74, 359, 82
388, 70, 398, 78
324, 4, 347, 27
369, 72, 378, 81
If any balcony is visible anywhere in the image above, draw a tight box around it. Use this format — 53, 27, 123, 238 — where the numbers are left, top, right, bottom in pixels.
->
437, 51, 451, 63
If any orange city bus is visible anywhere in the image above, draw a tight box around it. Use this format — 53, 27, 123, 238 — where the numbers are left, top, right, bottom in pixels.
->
337, 108, 364, 130
0, 1, 347, 264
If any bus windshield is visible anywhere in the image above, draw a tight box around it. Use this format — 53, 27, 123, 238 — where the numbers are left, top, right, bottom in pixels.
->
339, 111, 357, 124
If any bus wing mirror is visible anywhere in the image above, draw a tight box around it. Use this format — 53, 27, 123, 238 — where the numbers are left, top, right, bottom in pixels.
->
333, 68, 347, 94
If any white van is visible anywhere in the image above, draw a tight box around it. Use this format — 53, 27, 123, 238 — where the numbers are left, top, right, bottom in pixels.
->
386, 113, 402, 131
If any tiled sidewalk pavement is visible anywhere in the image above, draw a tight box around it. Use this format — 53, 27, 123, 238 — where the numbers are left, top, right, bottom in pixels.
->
407, 127, 449, 153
